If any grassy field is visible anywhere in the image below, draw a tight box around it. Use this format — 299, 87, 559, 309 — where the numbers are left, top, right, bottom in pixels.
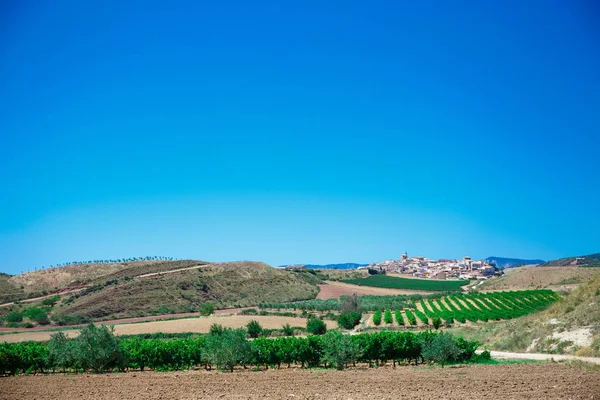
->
342, 275, 469, 291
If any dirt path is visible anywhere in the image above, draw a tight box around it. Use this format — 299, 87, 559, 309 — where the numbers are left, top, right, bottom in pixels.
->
482, 350, 600, 365
1, 364, 598, 400
133, 264, 209, 279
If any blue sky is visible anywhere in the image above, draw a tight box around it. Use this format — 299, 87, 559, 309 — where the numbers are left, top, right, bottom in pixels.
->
1, 1, 599, 274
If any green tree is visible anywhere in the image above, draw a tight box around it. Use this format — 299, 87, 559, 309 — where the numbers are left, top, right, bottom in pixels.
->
246, 320, 262, 338
432, 317, 442, 330
47, 332, 75, 372
74, 323, 124, 372
200, 302, 215, 316
205, 328, 251, 372
421, 331, 462, 367
341, 294, 361, 313
337, 311, 362, 330
306, 318, 327, 335
321, 331, 363, 370
383, 309, 393, 324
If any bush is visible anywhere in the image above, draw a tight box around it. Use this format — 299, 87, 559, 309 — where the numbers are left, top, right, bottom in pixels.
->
25, 308, 50, 325
209, 323, 224, 336
372, 310, 382, 326
477, 349, 491, 361
282, 323, 294, 336
306, 318, 327, 335
41, 295, 61, 306
246, 320, 263, 338
200, 302, 214, 316
421, 331, 462, 367
4, 312, 23, 323
337, 311, 362, 330
432, 317, 442, 330
383, 309, 393, 324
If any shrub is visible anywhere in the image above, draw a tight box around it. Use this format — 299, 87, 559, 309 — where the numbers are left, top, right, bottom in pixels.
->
477, 349, 491, 361
383, 309, 393, 324
306, 318, 327, 335
4, 312, 23, 323
25, 308, 50, 325
432, 317, 442, 330
337, 311, 362, 330
200, 302, 215, 316
246, 320, 263, 338
421, 331, 462, 367
282, 323, 294, 336
240, 308, 259, 315
372, 310, 382, 326
209, 323, 225, 336
41, 295, 61, 306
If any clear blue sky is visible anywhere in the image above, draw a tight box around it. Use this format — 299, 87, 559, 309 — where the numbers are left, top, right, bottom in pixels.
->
1, 1, 599, 274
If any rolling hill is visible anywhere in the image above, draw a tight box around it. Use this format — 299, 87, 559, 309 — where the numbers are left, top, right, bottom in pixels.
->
485, 256, 545, 269
0, 260, 322, 324
279, 263, 368, 269
541, 252, 600, 267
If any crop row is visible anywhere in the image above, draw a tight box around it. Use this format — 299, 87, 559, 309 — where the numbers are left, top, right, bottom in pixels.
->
0, 328, 479, 375
417, 290, 558, 325
370, 290, 559, 326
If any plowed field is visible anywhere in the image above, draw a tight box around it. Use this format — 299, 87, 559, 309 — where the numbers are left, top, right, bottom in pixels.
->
1, 364, 598, 400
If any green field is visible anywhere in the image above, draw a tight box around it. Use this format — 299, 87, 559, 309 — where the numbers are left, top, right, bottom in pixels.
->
342, 275, 469, 291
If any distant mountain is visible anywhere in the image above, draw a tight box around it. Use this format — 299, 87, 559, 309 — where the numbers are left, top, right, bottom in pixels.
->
279, 263, 368, 270
485, 257, 545, 269
541, 252, 600, 267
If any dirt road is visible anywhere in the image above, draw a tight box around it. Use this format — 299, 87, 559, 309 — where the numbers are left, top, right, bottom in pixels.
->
485, 350, 600, 365
1, 364, 598, 399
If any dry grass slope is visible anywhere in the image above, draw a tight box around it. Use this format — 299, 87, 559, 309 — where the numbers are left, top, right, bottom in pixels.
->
479, 266, 598, 291
55, 261, 320, 320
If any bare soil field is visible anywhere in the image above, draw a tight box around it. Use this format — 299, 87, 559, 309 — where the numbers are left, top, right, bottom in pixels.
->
0, 315, 335, 343
479, 267, 599, 291
317, 281, 432, 300
1, 364, 598, 400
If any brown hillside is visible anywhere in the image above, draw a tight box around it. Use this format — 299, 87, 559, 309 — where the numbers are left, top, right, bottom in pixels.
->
8, 260, 208, 295
478, 266, 598, 292
53, 261, 320, 320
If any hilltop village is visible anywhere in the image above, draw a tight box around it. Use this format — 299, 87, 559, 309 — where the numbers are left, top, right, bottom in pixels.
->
363, 253, 497, 280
